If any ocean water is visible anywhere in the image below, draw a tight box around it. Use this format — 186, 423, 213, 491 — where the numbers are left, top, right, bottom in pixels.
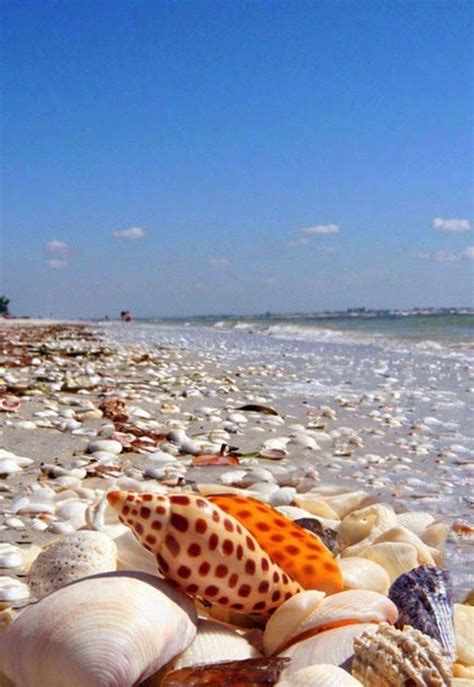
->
102, 310, 473, 595
139, 309, 474, 354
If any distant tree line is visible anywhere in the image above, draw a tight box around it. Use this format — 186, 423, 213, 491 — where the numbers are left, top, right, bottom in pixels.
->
0, 296, 10, 316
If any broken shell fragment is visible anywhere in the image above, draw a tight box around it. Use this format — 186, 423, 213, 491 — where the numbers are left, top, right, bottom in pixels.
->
161, 657, 290, 686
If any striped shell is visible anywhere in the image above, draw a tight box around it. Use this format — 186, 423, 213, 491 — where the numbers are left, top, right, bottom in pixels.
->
208, 494, 343, 594
107, 491, 303, 616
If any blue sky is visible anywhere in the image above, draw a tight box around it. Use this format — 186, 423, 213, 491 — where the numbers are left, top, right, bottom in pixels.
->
2, 0, 473, 317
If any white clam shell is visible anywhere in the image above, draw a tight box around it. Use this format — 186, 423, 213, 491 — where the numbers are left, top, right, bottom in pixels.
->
264, 590, 397, 656
372, 526, 436, 565
278, 664, 364, 686
279, 623, 379, 675
338, 557, 390, 595
0, 572, 198, 687
0, 576, 30, 602
28, 531, 117, 598
169, 619, 261, 672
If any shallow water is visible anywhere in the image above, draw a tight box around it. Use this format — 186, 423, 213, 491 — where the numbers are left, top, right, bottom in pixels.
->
101, 320, 474, 598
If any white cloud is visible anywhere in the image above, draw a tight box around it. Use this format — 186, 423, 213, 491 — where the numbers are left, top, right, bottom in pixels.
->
299, 223, 340, 235
209, 257, 229, 266
46, 259, 68, 269
434, 250, 461, 264
47, 240, 67, 252
432, 217, 471, 232
416, 248, 474, 264
112, 226, 145, 240
462, 246, 474, 260
288, 237, 312, 247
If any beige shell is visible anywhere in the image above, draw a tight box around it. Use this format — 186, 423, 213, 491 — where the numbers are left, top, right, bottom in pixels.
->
452, 678, 474, 686
352, 622, 452, 687
338, 504, 398, 555
263, 589, 397, 656
278, 664, 364, 686
422, 522, 450, 551
279, 623, 379, 675
396, 511, 435, 535
312, 490, 368, 519
453, 665, 474, 679
338, 557, 390, 595
0, 572, 197, 687
454, 604, 474, 667
263, 590, 326, 655
358, 541, 421, 583
168, 618, 261, 672
293, 495, 341, 521
28, 531, 117, 598
371, 527, 436, 566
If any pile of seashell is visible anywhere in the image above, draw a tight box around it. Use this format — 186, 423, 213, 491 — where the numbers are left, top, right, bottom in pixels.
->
0, 487, 472, 686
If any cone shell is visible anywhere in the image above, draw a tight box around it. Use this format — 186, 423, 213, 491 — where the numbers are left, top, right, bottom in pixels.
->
0, 572, 197, 687
107, 491, 303, 617
352, 622, 452, 687
208, 494, 343, 594
278, 664, 364, 686
263, 589, 398, 655
389, 565, 455, 661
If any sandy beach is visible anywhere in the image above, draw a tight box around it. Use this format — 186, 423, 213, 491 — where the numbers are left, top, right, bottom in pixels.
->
0, 319, 473, 685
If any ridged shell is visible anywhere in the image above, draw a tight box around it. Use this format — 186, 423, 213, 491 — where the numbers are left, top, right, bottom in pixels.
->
312, 490, 368, 519
396, 511, 435, 536
168, 618, 261, 672
28, 531, 117, 598
352, 622, 452, 687
359, 541, 421, 582
373, 527, 436, 566
263, 589, 398, 655
279, 623, 379, 675
389, 566, 455, 661
339, 557, 390, 595
454, 603, 474, 667
278, 664, 364, 686
0, 572, 197, 687
294, 495, 341, 521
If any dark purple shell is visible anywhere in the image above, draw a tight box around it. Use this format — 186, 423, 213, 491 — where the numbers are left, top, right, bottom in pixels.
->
389, 565, 455, 661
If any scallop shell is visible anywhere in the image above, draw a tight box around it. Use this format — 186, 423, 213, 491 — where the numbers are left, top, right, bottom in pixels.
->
0, 572, 197, 687
263, 589, 398, 655
107, 491, 303, 617
278, 623, 379, 675
389, 565, 455, 661
28, 531, 117, 598
351, 622, 452, 687
338, 504, 398, 555
396, 511, 435, 536
372, 527, 436, 566
278, 664, 364, 686
358, 541, 421, 583
338, 557, 390, 595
